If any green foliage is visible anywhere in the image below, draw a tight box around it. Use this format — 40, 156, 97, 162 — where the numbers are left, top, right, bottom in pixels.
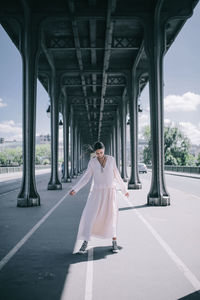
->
36, 144, 51, 161
142, 126, 152, 164
0, 144, 51, 166
142, 125, 194, 166
196, 153, 200, 166
0, 147, 22, 166
43, 159, 50, 165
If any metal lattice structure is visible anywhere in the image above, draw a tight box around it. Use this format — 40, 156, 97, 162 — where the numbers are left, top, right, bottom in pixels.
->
0, 0, 198, 206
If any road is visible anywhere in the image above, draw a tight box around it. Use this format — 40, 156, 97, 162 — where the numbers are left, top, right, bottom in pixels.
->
0, 170, 200, 300
0, 169, 52, 197
139, 171, 200, 199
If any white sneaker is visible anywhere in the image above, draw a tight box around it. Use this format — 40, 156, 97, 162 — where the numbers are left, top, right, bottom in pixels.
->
78, 241, 88, 254
112, 240, 119, 253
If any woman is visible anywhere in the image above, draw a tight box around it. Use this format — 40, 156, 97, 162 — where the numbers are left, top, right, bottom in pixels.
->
69, 141, 129, 254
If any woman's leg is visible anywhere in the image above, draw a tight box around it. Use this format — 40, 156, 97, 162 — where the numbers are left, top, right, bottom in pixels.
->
78, 240, 88, 254
112, 237, 119, 253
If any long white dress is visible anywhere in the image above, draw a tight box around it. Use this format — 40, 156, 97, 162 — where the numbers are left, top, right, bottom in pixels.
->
71, 155, 128, 241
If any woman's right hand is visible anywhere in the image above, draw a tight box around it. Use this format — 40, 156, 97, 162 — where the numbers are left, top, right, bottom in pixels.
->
69, 190, 76, 196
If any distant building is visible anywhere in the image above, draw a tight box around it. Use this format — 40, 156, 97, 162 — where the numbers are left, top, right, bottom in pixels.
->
0, 140, 22, 152
0, 138, 5, 144
36, 134, 51, 144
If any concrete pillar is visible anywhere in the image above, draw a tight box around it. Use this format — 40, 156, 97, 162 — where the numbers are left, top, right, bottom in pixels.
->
17, 16, 40, 207
48, 72, 62, 190
144, 5, 170, 205
127, 73, 142, 190
61, 96, 71, 183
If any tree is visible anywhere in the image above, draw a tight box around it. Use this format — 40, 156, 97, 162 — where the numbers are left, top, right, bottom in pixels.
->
143, 126, 152, 164
142, 125, 192, 166
35, 144, 51, 164
196, 153, 200, 166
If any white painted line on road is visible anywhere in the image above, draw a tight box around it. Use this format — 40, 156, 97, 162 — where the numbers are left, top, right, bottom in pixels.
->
85, 247, 94, 300
0, 188, 19, 197
188, 194, 200, 200
0, 192, 69, 272
123, 195, 200, 293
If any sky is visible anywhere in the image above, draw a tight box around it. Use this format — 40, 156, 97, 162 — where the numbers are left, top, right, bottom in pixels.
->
0, 2, 200, 146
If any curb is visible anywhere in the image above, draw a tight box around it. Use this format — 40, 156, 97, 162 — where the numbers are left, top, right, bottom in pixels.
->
147, 169, 200, 180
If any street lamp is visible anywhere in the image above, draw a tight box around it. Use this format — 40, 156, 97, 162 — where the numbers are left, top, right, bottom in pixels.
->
46, 104, 51, 118
59, 113, 63, 126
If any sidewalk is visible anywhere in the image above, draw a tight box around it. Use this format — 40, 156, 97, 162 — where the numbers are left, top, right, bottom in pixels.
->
164, 170, 200, 179
0, 167, 51, 183
0, 173, 200, 300
147, 168, 200, 180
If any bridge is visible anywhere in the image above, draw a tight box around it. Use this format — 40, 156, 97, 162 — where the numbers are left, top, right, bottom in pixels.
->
0, 1, 200, 299
0, 0, 199, 207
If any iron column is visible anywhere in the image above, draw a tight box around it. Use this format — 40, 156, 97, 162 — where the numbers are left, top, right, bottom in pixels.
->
48, 72, 62, 190
127, 73, 142, 190
17, 15, 40, 206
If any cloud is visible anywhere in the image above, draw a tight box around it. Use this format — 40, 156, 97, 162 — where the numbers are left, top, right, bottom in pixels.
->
0, 98, 7, 108
179, 122, 200, 145
138, 115, 200, 145
0, 120, 22, 140
138, 112, 150, 139
164, 92, 200, 112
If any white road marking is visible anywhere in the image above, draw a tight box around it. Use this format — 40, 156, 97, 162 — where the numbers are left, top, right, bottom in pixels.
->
123, 195, 200, 293
187, 194, 200, 200
85, 247, 94, 300
60, 185, 95, 300
0, 192, 69, 271
0, 188, 19, 197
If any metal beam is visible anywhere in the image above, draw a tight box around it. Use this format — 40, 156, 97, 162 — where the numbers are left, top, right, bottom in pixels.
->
68, 0, 93, 139
98, 0, 116, 139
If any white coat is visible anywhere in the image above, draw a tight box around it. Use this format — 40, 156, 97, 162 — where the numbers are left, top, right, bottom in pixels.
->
71, 155, 128, 241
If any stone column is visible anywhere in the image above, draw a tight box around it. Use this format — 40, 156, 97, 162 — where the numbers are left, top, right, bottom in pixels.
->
61, 95, 71, 183
127, 73, 142, 190
17, 15, 41, 207
48, 72, 62, 190
143, 4, 170, 205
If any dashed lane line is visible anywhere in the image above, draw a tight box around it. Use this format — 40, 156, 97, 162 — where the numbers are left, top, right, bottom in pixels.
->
84, 247, 94, 300
0, 188, 19, 197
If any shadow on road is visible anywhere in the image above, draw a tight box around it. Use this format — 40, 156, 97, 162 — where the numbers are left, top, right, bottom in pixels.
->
119, 204, 148, 211
178, 291, 200, 300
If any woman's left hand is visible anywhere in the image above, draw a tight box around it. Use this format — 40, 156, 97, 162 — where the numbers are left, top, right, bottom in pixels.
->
125, 192, 129, 197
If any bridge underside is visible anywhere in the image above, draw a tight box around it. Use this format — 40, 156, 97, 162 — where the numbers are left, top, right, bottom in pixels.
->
0, 0, 198, 206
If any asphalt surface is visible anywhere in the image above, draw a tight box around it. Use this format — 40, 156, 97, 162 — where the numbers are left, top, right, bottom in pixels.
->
0, 170, 200, 300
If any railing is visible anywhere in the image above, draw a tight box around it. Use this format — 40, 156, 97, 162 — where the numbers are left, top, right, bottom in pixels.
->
0, 165, 51, 174
147, 165, 200, 174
